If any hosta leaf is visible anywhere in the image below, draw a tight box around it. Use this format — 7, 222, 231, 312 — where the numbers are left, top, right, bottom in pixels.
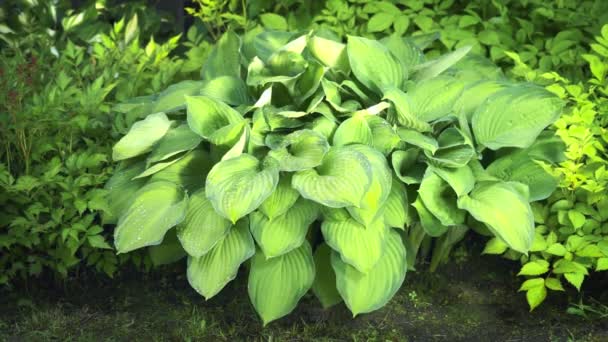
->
391, 149, 426, 184
414, 45, 471, 81
396, 128, 438, 153
418, 170, 466, 226
186, 95, 245, 145
384, 176, 411, 229
333, 114, 373, 147
134, 153, 186, 179
292, 145, 373, 208
412, 196, 448, 236
408, 76, 464, 122
250, 198, 319, 258
202, 31, 241, 80
346, 145, 392, 226
150, 149, 212, 192
381, 34, 424, 72
187, 219, 254, 299
293, 61, 326, 104
457, 181, 534, 254
267, 129, 330, 171
430, 165, 475, 197
112, 112, 171, 161
248, 242, 315, 325
252, 30, 296, 62
366, 115, 400, 155
200, 76, 249, 106
153, 81, 204, 113
426, 127, 475, 168
114, 181, 188, 253
206, 154, 279, 223
104, 160, 147, 223
259, 174, 300, 219
321, 217, 388, 273
472, 85, 564, 150
308, 35, 349, 72
332, 229, 407, 316
312, 243, 342, 309
147, 124, 202, 164
455, 80, 509, 121
148, 230, 186, 266
177, 189, 232, 257
383, 87, 432, 132
347, 35, 405, 94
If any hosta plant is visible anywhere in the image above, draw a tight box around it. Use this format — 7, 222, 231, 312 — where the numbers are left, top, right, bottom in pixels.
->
106, 29, 564, 324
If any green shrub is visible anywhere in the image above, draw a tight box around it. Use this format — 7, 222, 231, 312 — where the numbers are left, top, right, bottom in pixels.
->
483, 25, 608, 310
106, 30, 565, 324
0, 12, 196, 285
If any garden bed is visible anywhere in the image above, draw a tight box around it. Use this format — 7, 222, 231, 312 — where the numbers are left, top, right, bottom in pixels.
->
2, 243, 606, 341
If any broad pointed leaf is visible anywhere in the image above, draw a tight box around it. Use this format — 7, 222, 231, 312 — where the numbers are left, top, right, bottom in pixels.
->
177, 188, 232, 257
312, 243, 342, 309
267, 129, 330, 171
114, 180, 188, 253
321, 217, 388, 273
112, 112, 171, 161
457, 181, 535, 253
248, 242, 315, 325
206, 154, 279, 223
332, 229, 407, 316
187, 219, 254, 299
186, 95, 245, 145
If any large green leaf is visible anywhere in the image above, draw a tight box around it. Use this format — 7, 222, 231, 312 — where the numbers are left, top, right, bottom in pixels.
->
148, 229, 186, 266
292, 145, 373, 208
384, 176, 411, 229
425, 127, 475, 168
147, 124, 202, 164
200, 76, 249, 106
455, 80, 509, 121
150, 149, 212, 192
391, 148, 426, 184
177, 189, 232, 257
201, 31, 241, 80
250, 198, 319, 258
248, 242, 315, 325
407, 76, 463, 122
457, 181, 535, 253
381, 34, 424, 72
472, 85, 564, 150
104, 160, 147, 223
383, 87, 432, 132
312, 243, 342, 309
259, 174, 300, 220
114, 181, 188, 253
321, 217, 388, 273
187, 219, 254, 299
112, 112, 171, 161
412, 196, 448, 236
397, 128, 438, 153
346, 145, 392, 226
153, 81, 204, 113
308, 35, 350, 72
267, 129, 330, 171
486, 150, 558, 202
366, 116, 400, 155
206, 154, 279, 223
332, 229, 407, 316
418, 170, 465, 226
414, 46, 471, 81
332, 114, 373, 147
186, 95, 245, 145
430, 165, 475, 197
347, 35, 405, 94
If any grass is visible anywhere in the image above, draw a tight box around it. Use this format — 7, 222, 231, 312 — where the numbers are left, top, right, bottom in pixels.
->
1, 244, 607, 341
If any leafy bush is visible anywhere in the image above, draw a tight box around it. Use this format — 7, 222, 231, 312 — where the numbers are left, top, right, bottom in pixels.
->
483, 25, 608, 310
0, 11, 196, 285
107, 30, 565, 324
247, 0, 607, 81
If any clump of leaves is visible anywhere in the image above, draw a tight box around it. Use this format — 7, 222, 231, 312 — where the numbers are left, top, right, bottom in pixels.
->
106, 30, 564, 324
483, 25, 608, 311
